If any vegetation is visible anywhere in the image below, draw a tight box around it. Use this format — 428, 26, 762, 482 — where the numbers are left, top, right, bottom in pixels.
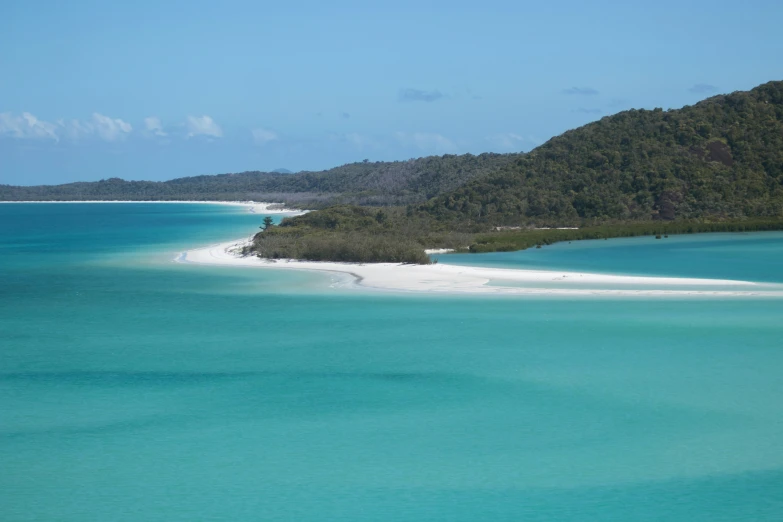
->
249, 205, 783, 264
247, 205, 472, 264
260, 216, 274, 231
0, 153, 520, 207
247, 81, 783, 263
421, 81, 783, 225
467, 218, 783, 253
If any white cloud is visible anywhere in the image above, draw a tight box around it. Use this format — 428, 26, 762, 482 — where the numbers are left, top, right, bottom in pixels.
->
59, 113, 133, 142
0, 112, 132, 142
0, 112, 60, 141
251, 127, 278, 145
485, 133, 540, 152
90, 113, 132, 141
186, 115, 222, 138
144, 116, 167, 136
396, 131, 457, 153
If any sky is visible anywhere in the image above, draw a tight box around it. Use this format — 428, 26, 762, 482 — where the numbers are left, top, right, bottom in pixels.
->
1, 0, 781, 186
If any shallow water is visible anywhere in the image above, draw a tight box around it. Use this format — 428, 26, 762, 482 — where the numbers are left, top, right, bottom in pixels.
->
435, 231, 783, 283
2, 204, 783, 521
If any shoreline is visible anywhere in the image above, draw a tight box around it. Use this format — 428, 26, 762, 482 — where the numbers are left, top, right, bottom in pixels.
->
0, 200, 307, 215
176, 238, 783, 297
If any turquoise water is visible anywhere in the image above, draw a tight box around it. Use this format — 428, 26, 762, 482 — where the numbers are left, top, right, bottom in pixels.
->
2, 204, 783, 521
435, 232, 783, 283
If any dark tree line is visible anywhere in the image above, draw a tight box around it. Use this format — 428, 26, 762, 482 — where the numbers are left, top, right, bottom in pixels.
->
1, 153, 521, 207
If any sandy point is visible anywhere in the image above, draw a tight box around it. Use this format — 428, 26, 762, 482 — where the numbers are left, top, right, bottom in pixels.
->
176, 238, 783, 298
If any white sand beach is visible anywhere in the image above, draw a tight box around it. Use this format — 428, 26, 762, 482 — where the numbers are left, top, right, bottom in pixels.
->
177, 238, 783, 297
0, 200, 306, 215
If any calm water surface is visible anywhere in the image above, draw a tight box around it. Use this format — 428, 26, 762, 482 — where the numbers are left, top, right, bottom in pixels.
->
2, 204, 783, 521
435, 231, 783, 283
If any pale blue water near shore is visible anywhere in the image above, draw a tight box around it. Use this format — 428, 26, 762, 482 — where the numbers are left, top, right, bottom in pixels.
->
434, 231, 783, 283
2, 203, 783, 521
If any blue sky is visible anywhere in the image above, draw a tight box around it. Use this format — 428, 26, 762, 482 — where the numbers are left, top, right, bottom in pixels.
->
1, 0, 781, 185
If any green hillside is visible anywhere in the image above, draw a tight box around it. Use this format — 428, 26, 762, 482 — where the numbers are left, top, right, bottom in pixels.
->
250, 81, 783, 263
0, 153, 519, 207
422, 80, 783, 225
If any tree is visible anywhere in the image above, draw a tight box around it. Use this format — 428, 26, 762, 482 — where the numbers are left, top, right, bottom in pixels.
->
261, 216, 275, 230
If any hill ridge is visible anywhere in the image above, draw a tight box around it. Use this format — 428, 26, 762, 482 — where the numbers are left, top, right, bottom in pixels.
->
420, 80, 782, 225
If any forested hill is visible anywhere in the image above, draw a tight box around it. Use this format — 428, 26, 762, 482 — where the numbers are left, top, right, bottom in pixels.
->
0, 153, 520, 207
246, 80, 783, 264
422, 81, 783, 225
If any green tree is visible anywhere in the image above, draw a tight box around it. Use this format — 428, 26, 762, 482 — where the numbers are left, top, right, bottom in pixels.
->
261, 216, 275, 230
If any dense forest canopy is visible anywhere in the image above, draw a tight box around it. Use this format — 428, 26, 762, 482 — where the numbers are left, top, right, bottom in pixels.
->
421, 80, 783, 225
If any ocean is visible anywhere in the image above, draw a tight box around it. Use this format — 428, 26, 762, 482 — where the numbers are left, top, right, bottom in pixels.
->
2, 203, 782, 521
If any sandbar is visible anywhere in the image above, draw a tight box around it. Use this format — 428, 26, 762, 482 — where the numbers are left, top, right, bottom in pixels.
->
177, 238, 783, 297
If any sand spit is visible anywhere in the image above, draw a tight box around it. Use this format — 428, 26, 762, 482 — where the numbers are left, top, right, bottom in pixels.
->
177, 239, 783, 298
